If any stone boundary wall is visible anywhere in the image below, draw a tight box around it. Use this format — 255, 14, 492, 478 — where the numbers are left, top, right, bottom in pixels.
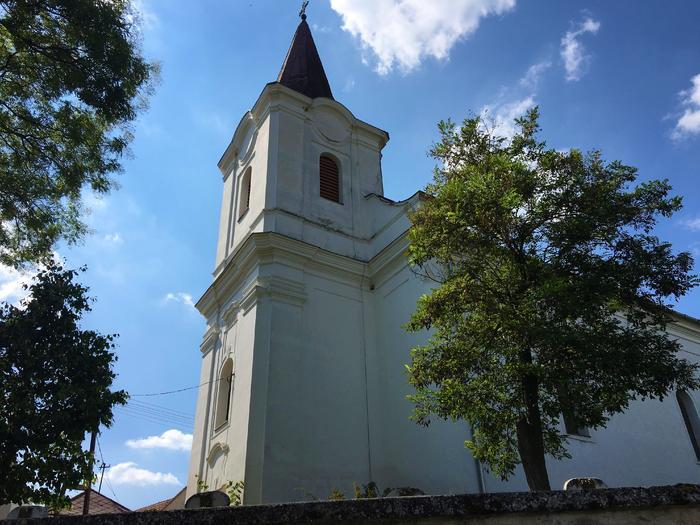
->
4, 485, 700, 525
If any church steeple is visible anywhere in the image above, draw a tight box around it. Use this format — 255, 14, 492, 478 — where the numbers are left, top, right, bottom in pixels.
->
277, 7, 334, 100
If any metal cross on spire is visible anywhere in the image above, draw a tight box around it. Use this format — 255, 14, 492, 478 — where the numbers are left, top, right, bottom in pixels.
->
299, 0, 309, 20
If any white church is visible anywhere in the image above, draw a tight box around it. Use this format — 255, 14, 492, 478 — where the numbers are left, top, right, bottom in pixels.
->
186, 14, 700, 504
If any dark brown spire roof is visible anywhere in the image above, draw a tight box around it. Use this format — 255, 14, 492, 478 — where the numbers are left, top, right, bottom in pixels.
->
277, 16, 334, 100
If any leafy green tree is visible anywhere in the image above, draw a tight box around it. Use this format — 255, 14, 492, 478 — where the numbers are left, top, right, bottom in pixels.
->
0, 260, 126, 508
0, 0, 155, 266
406, 108, 699, 491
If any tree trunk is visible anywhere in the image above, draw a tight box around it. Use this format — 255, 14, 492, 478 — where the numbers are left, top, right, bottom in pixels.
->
516, 369, 551, 491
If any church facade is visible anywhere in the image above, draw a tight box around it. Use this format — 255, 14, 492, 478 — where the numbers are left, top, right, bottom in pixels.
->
187, 16, 700, 504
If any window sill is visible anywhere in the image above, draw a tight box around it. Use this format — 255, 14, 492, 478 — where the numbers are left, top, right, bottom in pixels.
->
566, 434, 595, 444
320, 195, 343, 205
212, 420, 230, 437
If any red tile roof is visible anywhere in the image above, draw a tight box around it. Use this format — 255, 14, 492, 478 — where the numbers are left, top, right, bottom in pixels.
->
136, 488, 186, 512
60, 490, 130, 516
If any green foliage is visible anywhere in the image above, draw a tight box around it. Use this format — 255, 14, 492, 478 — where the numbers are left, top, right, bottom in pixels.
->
225, 480, 244, 506
0, 259, 127, 507
406, 108, 699, 488
352, 482, 393, 499
328, 488, 345, 501
0, 0, 156, 266
194, 475, 208, 494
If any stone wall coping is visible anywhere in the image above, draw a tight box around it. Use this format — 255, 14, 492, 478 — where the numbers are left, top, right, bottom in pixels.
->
4, 485, 700, 525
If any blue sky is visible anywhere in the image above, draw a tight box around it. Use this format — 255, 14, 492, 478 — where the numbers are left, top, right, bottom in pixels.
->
2, 0, 700, 510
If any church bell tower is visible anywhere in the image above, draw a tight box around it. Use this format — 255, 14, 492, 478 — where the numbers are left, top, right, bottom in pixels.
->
186, 10, 394, 504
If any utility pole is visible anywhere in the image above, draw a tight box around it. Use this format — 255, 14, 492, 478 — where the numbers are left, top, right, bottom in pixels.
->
98, 462, 111, 493
82, 431, 97, 516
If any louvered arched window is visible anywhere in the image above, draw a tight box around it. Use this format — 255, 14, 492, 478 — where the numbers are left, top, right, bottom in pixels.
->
677, 391, 700, 460
319, 155, 340, 203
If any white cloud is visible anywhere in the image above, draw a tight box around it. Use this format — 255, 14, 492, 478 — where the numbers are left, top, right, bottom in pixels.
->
0, 264, 33, 305
520, 61, 551, 89
312, 23, 332, 34
560, 17, 601, 82
126, 429, 193, 451
480, 96, 536, 139
105, 462, 180, 486
329, 0, 516, 75
673, 74, 700, 140
83, 191, 109, 213
681, 217, 700, 231
164, 292, 196, 310
129, 0, 159, 33
343, 77, 356, 92
103, 233, 124, 245
192, 109, 232, 135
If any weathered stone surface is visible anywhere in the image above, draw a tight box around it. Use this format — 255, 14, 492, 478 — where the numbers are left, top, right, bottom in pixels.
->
184, 491, 230, 510
384, 487, 425, 497
5, 507, 48, 520
564, 477, 608, 491
3, 485, 700, 525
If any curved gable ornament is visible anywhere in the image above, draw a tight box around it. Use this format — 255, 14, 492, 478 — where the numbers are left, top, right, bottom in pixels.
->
236, 116, 258, 166
207, 442, 230, 466
309, 100, 351, 144
219, 112, 258, 175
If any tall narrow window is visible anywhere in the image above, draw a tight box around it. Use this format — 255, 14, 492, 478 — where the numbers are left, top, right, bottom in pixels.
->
214, 359, 234, 430
239, 167, 252, 219
319, 155, 340, 203
677, 391, 700, 460
559, 385, 591, 438
563, 410, 591, 438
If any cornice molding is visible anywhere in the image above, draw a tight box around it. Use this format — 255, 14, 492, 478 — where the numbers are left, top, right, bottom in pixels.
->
197, 232, 364, 318
368, 230, 410, 286
222, 300, 240, 328
669, 316, 700, 342
200, 326, 220, 355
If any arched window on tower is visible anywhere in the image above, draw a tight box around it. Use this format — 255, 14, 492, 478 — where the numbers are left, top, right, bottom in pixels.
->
214, 359, 234, 430
319, 154, 340, 203
563, 409, 591, 438
677, 391, 700, 460
238, 167, 252, 220
559, 384, 590, 438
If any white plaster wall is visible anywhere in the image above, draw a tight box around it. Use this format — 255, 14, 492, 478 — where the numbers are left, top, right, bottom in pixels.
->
472, 324, 700, 492
194, 233, 700, 504
265, 93, 387, 260
367, 264, 480, 495
214, 115, 271, 271
257, 265, 372, 502
187, 263, 261, 501
186, 338, 216, 497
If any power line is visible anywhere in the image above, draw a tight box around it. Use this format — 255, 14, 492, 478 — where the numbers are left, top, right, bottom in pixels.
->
105, 476, 119, 502
128, 399, 195, 419
117, 404, 193, 423
115, 408, 193, 428
95, 436, 111, 493
114, 407, 193, 431
95, 435, 119, 500
123, 403, 194, 424
96, 436, 105, 464
129, 376, 225, 397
